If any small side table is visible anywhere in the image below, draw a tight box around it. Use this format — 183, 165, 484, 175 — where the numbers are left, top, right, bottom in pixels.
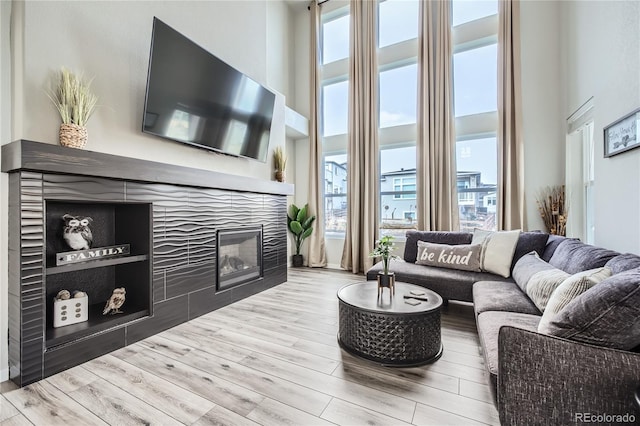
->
337, 281, 443, 367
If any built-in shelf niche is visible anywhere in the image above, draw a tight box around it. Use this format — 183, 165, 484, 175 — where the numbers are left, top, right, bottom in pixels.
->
44, 201, 152, 348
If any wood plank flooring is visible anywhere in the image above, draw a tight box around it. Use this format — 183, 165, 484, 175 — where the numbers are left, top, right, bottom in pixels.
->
1, 268, 499, 425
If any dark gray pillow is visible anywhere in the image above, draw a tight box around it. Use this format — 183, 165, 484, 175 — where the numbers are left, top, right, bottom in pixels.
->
540, 268, 640, 350
404, 231, 472, 263
541, 235, 571, 262
512, 251, 558, 292
416, 241, 482, 272
510, 231, 549, 271
549, 239, 619, 274
605, 253, 640, 275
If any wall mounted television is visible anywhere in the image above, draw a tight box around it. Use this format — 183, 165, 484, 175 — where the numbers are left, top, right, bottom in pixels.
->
142, 18, 275, 162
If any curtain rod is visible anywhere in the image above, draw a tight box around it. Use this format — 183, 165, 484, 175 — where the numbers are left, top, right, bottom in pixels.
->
308, 0, 331, 11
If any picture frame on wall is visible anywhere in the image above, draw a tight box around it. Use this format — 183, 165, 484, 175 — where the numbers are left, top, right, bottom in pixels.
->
604, 107, 640, 157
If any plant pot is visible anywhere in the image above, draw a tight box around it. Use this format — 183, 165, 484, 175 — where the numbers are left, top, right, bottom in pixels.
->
59, 123, 88, 149
275, 171, 285, 182
292, 254, 304, 267
377, 271, 395, 297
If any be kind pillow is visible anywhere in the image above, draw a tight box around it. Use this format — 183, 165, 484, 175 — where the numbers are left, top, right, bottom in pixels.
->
472, 229, 521, 278
416, 241, 482, 272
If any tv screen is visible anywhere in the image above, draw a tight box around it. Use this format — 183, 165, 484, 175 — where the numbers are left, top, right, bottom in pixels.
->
142, 18, 275, 162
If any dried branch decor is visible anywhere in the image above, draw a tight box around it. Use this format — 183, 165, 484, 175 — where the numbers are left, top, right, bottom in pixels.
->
536, 185, 567, 236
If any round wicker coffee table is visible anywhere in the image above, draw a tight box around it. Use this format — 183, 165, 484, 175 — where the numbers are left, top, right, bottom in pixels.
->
337, 281, 443, 367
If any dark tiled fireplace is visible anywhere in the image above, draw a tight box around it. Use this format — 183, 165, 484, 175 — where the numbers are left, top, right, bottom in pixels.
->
217, 227, 263, 291
2, 140, 292, 386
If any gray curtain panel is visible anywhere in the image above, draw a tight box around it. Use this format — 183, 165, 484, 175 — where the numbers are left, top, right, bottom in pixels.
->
417, 0, 459, 232
497, 0, 525, 230
306, 0, 327, 268
340, 0, 379, 273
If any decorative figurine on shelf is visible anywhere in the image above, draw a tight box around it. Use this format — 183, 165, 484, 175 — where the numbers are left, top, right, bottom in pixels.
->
103, 287, 126, 315
56, 289, 71, 300
62, 214, 94, 250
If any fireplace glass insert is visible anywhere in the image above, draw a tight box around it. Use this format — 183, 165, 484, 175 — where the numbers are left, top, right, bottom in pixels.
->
217, 227, 263, 291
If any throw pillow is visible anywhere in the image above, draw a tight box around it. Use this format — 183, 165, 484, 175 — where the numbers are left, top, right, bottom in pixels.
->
510, 231, 550, 272
525, 268, 570, 312
538, 267, 612, 332
539, 268, 640, 350
548, 238, 619, 274
471, 229, 521, 278
415, 241, 482, 272
512, 251, 558, 293
404, 231, 473, 263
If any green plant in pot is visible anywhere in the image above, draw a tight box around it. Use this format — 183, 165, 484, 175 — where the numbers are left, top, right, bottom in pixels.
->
287, 203, 315, 267
369, 235, 399, 296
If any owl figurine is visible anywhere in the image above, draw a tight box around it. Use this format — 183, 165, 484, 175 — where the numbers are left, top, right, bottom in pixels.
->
103, 287, 126, 315
62, 214, 93, 251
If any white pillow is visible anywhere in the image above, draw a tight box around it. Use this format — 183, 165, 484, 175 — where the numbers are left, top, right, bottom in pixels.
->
538, 267, 612, 333
471, 229, 521, 278
526, 268, 570, 312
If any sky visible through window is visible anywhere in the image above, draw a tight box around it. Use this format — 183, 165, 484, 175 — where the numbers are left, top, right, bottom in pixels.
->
379, 0, 418, 48
322, 0, 499, 232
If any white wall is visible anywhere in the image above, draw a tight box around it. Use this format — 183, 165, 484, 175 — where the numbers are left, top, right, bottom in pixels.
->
1, 0, 292, 383
563, 0, 640, 253
520, 0, 565, 232
0, 0, 13, 383
16, 0, 288, 178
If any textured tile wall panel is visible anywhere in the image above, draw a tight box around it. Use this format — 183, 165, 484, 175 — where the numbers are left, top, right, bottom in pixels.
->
165, 261, 216, 299
153, 270, 166, 303
44, 328, 125, 378
126, 295, 189, 345
43, 174, 125, 201
9, 170, 288, 387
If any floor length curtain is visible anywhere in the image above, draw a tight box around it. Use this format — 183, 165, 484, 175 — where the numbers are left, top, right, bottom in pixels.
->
306, 1, 327, 267
497, 0, 525, 230
416, 0, 459, 232
340, 0, 379, 273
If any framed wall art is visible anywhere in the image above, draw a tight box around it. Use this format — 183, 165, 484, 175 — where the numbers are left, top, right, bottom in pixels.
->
604, 107, 640, 157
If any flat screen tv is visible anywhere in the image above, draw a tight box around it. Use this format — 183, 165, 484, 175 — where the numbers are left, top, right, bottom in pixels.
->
142, 18, 275, 162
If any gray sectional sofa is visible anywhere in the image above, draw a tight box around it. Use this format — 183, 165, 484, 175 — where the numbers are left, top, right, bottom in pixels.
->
366, 231, 640, 425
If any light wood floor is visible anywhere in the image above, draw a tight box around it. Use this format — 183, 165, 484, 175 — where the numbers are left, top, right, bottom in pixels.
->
1, 268, 499, 426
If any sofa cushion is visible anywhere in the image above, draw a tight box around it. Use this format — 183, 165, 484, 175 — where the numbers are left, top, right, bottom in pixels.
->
541, 234, 568, 262
472, 229, 521, 278
366, 259, 512, 302
415, 241, 482, 272
510, 231, 550, 272
512, 251, 557, 293
477, 311, 540, 394
403, 231, 472, 263
537, 267, 612, 332
605, 253, 640, 275
549, 239, 619, 274
539, 268, 640, 350
526, 268, 570, 312
473, 281, 541, 317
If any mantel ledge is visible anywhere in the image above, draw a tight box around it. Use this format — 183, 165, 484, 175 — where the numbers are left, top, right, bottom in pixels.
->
1, 140, 294, 196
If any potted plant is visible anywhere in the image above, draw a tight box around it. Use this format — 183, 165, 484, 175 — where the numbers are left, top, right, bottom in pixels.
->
369, 235, 399, 295
274, 146, 287, 182
47, 67, 98, 149
287, 203, 315, 267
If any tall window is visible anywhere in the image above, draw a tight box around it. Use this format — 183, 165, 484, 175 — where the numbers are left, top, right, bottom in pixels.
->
320, 5, 350, 237
319, 0, 498, 237
453, 0, 499, 231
